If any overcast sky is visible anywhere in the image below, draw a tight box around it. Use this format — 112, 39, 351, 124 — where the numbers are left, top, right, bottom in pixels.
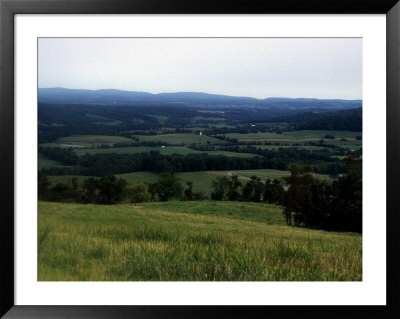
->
38, 38, 362, 99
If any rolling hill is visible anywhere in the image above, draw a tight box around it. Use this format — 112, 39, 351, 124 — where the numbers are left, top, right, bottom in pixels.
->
38, 87, 362, 110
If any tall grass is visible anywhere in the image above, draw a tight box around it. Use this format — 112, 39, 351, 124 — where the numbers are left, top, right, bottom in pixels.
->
38, 201, 362, 281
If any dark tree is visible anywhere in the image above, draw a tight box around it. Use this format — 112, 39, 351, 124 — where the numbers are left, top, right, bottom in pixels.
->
226, 175, 242, 201
264, 178, 285, 204
81, 178, 99, 203
128, 182, 151, 205
96, 175, 127, 204
38, 171, 51, 200
148, 182, 158, 201
38, 147, 78, 165
183, 181, 194, 201
330, 157, 362, 233
263, 178, 273, 203
242, 176, 263, 202
210, 176, 230, 201
154, 172, 183, 201
71, 177, 79, 191
270, 179, 284, 204
49, 182, 70, 202
281, 164, 316, 226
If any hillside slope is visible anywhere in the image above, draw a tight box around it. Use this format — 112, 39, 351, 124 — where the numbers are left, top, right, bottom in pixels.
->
39, 200, 362, 281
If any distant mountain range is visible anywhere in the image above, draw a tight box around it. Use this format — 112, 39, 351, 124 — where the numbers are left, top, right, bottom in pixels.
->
38, 87, 362, 110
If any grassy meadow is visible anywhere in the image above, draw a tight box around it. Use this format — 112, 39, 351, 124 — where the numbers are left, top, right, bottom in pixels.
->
243, 145, 327, 151
74, 146, 256, 158
113, 169, 297, 196
38, 200, 362, 281
56, 135, 135, 147
38, 153, 62, 169
38, 131, 362, 159
132, 133, 226, 146
223, 130, 360, 141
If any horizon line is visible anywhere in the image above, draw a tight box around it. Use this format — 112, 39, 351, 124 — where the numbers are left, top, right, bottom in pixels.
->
38, 87, 363, 101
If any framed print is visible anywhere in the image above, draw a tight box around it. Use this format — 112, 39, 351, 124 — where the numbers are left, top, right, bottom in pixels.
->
1, 0, 399, 318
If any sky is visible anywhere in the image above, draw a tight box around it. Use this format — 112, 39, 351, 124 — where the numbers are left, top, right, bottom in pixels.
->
38, 38, 362, 100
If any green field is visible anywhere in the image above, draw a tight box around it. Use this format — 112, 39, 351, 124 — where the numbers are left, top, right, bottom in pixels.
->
223, 130, 361, 142
242, 145, 327, 151
38, 154, 62, 169
199, 150, 256, 158
115, 169, 295, 196
38, 200, 362, 281
75, 146, 256, 158
39, 143, 79, 148
48, 169, 330, 196
322, 140, 362, 150
132, 133, 226, 146
172, 170, 329, 195
56, 135, 134, 147
211, 124, 236, 129
48, 175, 93, 186
283, 130, 361, 139
115, 172, 159, 186
331, 155, 363, 160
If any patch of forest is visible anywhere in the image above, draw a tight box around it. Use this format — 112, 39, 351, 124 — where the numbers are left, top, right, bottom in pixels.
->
39, 146, 347, 177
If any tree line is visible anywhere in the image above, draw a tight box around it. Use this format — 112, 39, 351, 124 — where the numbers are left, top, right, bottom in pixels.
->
40, 150, 288, 176
39, 157, 361, 233
280, 159, 361, 233
38, 171, 201, 205
40, 145, 348, 177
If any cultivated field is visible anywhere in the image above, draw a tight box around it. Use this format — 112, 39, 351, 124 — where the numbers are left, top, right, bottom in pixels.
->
74, 146, 256, 158
38, 200, 362, 281
223, 130, 361, 142
56, 135, 135, 147
240, 145, 327, 151
132, 133, 226, 146
48, 175, 93, 185
38, 154, 62, 169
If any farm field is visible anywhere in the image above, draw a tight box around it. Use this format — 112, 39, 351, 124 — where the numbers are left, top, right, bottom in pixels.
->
74, 146, 256, 158
38, 200, 362, 281
283, 130, 361, 139
170, 170, 329, 195
48, 169, 330, 197
223, 130, 361, 142
39, 143, 74, 148
38, 154, 63, 169
115, 169, 300, 196
242, 140, 362, 150
243, 143, 361, 152
48, 175, 93, 186
331, 155, 363, 160
56, 135, 135, 147
132, 133, 227, 146
241, 145, 327, 151
322, 140, 362, 150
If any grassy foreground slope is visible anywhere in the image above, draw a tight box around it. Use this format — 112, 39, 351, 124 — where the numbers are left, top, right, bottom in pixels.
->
38, 201, 361, 281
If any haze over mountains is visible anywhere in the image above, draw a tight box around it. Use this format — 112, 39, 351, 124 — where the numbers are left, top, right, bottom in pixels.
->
38, 87, 362, 110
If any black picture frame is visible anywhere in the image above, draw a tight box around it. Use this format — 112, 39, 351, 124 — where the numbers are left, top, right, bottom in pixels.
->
1, 0, 399, 318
